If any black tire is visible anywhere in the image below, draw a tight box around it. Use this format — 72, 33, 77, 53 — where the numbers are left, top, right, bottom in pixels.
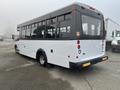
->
38, 53, 47, 67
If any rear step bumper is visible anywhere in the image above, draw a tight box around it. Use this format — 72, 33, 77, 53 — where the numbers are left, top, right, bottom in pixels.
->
69, 56, 108, 69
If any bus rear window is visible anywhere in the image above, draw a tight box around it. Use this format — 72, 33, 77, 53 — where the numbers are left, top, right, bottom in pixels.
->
82, 15, 102, 36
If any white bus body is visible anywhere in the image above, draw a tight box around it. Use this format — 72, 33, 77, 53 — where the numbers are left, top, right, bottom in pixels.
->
15, 3, 108, 69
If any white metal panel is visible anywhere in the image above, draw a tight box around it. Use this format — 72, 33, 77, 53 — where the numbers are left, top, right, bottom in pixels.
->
79, 40, 105, 62
16, 40, 105, 68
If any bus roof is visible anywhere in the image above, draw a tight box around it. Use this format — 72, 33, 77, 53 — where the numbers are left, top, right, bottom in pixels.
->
18, 2, 102, 27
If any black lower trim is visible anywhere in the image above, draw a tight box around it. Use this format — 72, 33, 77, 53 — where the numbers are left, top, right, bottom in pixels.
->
112, 45, 120, 50
69, 56, 108, 69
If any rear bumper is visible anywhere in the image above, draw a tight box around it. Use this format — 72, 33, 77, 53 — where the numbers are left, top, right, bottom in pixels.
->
69, 56, 108, 69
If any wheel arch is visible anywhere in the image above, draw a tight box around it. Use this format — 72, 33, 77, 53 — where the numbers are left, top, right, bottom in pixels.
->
36, 48, 47, 61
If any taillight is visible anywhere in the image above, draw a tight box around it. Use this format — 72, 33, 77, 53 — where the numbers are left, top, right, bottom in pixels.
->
76, 40, 81, 55
77, 40, 80, 49
77, 40, 80, 44
77, 45, 80, 49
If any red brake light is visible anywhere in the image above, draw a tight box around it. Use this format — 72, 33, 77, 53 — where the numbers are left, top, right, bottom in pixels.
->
77, 45, 80, 49
77, 40, 80, 44
77, 40, 80, 49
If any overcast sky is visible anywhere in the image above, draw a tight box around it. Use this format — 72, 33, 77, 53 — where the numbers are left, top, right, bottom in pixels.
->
0, 0, 120, 35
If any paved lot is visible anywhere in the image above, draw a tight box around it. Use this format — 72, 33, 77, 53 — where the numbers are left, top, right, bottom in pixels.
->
0, 40, 120, 90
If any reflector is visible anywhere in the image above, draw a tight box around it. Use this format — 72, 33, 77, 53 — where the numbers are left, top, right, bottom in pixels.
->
77, 45, 80, 49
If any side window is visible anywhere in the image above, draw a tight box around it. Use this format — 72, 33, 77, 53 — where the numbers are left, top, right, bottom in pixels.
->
21, 27, 26, 39
67, 26, 71, 33
28, 25, 31, 29
26, 27, 31, 39
43, 21, 46, 25
56, 13, 72, 39
60, 26, 71, 38
56, 26, 71, 39
91, 25, 95, 35
24, 26, 26, 30
35, 23, 38, 27
19, 27, 22, 38
65, 13, 71, 20
47, 19, 51, 25
51, 17, 57, 24
26, 26, 28, 29
116, 31, 120, 37
30, 20, 46, 39
38, 22, 41, 26
56, 28, 60, 38
45, 25, 56, 39
58, 15, 64, 22
32, 24, 34, 28
32, 24, 45, 39
17, 27, 20, 31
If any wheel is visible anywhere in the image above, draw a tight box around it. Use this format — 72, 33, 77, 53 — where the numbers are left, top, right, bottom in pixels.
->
38, 54, 47, 67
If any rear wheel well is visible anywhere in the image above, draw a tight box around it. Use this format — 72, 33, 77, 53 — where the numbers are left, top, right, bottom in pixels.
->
36, 49, 47, 61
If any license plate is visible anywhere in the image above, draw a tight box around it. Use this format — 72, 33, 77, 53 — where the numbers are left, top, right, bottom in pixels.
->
82, 62, 91, 67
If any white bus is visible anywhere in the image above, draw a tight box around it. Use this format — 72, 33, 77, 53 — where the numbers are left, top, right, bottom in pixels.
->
15, 3, 108, 69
